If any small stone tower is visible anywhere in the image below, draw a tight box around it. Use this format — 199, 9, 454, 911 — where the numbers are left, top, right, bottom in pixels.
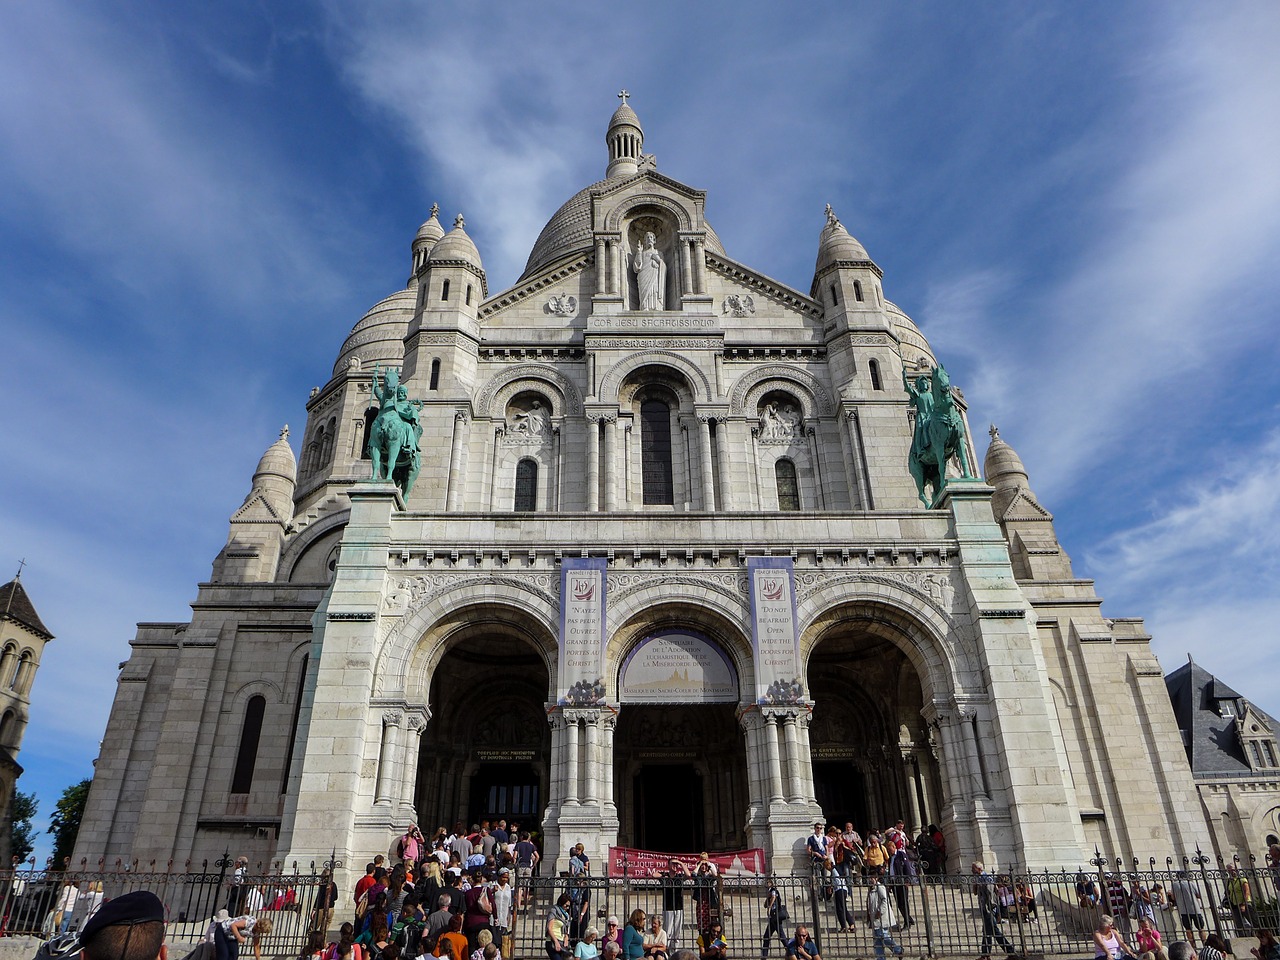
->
211, 427, 297, 582
0, 573, 53, 864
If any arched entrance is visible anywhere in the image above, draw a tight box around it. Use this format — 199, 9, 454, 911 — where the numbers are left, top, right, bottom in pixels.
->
806, 624, 944, 837
415, 634, 551, 833
612, 629, 749, 852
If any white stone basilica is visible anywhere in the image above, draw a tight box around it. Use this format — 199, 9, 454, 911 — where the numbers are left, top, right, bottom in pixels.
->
76, 98, 1215, 878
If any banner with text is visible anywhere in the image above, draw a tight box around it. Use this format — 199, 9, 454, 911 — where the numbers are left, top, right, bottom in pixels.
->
559, 557, 607, 705
747, 557, 804, 704
607, 846, 768, 878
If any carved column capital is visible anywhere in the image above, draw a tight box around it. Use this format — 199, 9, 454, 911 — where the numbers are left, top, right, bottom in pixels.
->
383, 710, 403, 727
455, 410, 470, 423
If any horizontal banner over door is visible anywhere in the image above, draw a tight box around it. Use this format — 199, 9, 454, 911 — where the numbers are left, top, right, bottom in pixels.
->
607, 845, 767, 878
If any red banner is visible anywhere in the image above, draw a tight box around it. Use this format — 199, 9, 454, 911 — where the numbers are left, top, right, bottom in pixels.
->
607, 846, 767, 878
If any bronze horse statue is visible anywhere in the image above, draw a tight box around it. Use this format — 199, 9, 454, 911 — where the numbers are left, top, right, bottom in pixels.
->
368, 366, 423, 497
906, 364, 974, 507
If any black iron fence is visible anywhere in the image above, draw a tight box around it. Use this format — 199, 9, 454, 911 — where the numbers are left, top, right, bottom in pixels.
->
509, 853, 1280, 959
0, 851, 1275, 958
0, 855, 333, 957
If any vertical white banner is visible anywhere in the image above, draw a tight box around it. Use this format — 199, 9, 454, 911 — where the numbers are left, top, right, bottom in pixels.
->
559, 557, 607, 704
747, 557, 804, 704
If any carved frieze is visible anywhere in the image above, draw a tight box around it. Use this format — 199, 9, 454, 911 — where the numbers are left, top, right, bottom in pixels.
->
722, 294, 755, 317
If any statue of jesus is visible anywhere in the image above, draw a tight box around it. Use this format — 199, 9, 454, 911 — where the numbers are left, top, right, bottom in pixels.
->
631, 231, 666, 310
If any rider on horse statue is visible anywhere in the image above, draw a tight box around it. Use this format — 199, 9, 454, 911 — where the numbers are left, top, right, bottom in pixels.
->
905, 363, 974, 507
368, 365, 423, 497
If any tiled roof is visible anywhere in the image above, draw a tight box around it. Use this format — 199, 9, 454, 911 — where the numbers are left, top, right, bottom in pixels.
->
0, 579, 52, 640
1166, 660, 1276, 776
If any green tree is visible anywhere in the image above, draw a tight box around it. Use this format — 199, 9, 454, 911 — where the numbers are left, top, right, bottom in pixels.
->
48, 779, 90, 869
11, 790, 37, 863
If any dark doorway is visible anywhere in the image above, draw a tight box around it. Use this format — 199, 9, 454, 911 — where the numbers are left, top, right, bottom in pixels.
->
469, 763, 541, 829
813, 762, 869, 831
635, 764, 703, 853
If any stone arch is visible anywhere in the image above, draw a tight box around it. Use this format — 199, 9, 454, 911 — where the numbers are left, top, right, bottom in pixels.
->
377, 583, 559, 703
603, 194, 694, 234
798, 581, 965, 704
281, 508, 350, 582
227, 677, 284, 709
606, 587, 755, 702
729, 365, 834, 419
474, 363, 584, 419
599, 352, 713, 404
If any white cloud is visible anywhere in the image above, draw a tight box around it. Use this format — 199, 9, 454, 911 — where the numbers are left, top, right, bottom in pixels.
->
927, 7, 1280, 501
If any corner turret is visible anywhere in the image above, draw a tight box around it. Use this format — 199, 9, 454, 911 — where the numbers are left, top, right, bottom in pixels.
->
983, 425, 1073, 579
212, 426, 296, 583
409, 203, 445, 284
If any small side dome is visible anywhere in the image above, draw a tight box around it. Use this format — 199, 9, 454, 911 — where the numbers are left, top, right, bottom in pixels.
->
815, 205, 872, 276
427, 214, 484, 271
254, 426, 297, 485
333, 288, 415, 376
606, 91, 644, 179
609, 100, 643, 133
984, 425, 1030, 491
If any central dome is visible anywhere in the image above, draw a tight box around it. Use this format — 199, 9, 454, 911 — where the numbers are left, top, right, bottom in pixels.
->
519, 178, 726, 282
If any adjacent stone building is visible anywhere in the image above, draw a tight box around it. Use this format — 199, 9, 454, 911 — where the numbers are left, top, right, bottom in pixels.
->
1167, 658, 1280, 860
0, 575, 53, 864
76, 98, 1215, 878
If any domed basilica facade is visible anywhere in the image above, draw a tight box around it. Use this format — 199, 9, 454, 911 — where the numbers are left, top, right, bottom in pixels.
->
75, 99, 1213, 876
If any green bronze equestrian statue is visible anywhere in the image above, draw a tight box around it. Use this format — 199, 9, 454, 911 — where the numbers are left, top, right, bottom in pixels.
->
905, 364, 974, 507
368, 365, 423, 497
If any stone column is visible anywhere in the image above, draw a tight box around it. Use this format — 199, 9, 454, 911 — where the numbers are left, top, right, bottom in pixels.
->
681, 422, 693, 511
601, 713, 618, 818
400, 713, 428, 810
958, 710, 987, 799
375, 712, 402, 806
797, 711, 817, 803
714, 421, 732, 510
781, 713, 804, 801
693, 239, 707, 294
622, 423, 633, 505
806, 425, 827, 509
488, 426, 503, 510
611, 240, 623, 297
584, 714, 601, 804
840, 408, 872, 510
595, 238, 607, 295
564, 714, 581, 805
933, 713, 968, 803
749, 426, 763, 509
680, 240, 693, 296
550, 425, 562, 510
446, 412, 469, 510
697, 416, 716, 510
763, 714, 784, 803
586, 416, 600, 512
603, 415, 618, 511
901, 748, 922, 832
547, 712, 566, 808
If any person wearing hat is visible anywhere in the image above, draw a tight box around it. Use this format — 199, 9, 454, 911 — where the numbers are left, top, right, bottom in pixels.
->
77, 890, 167, 960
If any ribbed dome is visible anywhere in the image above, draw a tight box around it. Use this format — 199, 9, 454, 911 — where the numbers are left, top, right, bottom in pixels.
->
984, 426, 1030, 490
885, 300, 937, 368
333, 288, 414, 376
254, 427, 297, 485
815, 215, 872, 275
428, 216, 483, 270
519, 181, 726, 282
609, 102, 642, 131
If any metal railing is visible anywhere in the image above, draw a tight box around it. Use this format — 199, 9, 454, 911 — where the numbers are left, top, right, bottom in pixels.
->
505, 852, 1279, 959
0, 854, 336, 957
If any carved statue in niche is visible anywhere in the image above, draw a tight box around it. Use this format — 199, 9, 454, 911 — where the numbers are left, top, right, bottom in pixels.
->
758, 401, 801, 441
505, 395, 550, 438
628, 229, 667, 310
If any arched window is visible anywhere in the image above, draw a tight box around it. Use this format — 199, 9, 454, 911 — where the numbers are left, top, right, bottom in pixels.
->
12, 652, 32, 693
281, 656, 308, 793
0, 645, 15, 690
429, 358, 441, 390
830, 283, 839, 306
776, 459, 800, 511
0, 710, 14, 746
231, 695, 266, 794
441, 279, 451, 301
514, 459, 538, 512
307, 425, 324, 473
853, 279, 864, 302
869, 358, 883, 391
321, 417, 336, 465
360, 408, 377, 460
465, 284, 473, 305
640, 399, 675, 505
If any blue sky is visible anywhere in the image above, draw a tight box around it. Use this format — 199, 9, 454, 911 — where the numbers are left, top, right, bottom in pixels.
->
2, 2, 1278, 863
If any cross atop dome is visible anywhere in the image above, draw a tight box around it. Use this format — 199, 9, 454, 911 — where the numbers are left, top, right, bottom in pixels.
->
617, 89, 630, 105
